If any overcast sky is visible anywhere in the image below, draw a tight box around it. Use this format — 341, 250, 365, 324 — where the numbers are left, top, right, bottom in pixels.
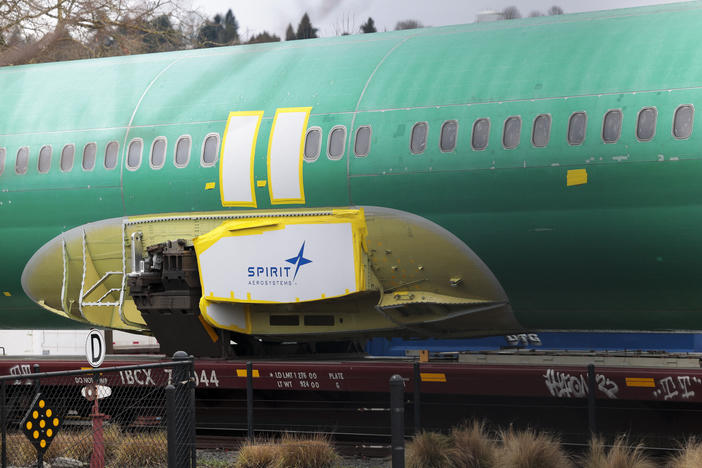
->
190, 0, 684, 39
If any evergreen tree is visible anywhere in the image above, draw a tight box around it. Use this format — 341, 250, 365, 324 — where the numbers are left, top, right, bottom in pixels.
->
548, 6, 564, 15
220, 9, 239, 44
296, 13, 318, 40
285, 23, 296, 41
502, 6, 522, 19
395, 19, 422, 30
197, 9, 239, 48
360, 17, 376, 34
247, 31, 280, 44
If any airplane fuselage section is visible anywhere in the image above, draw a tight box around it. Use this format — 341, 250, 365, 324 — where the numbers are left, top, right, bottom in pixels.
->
2, 3, 702, 339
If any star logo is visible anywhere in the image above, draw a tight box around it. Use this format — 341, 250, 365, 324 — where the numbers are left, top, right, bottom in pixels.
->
286, 242, 312, 280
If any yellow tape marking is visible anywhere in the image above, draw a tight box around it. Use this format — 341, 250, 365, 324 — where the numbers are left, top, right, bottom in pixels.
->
625, 377, 655, 388
198, 314, 219, 343
236, 369, 260, 378
257, 180, 267, 187
567, 169, 588, 186
420, 372, 447, 383
3, 292, 10, 297
205, 182, 216, 190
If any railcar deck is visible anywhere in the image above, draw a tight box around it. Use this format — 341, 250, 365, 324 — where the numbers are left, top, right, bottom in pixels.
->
1, 351, 701, 448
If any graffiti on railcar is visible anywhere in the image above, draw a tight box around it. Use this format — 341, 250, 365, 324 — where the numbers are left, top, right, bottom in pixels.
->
543, 368, 619, 399
653, 376, 702, 401
9, 364, 32, 385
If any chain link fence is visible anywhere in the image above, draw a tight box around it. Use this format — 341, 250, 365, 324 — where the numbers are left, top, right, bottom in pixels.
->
0, 355, 195, 468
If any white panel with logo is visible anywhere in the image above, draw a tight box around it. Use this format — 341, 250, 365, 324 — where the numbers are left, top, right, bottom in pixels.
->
197, 222, 358, 303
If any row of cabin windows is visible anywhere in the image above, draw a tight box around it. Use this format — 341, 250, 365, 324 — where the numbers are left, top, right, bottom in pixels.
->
1, 104, 694, 175
303, 125, 373, 162
301, 104, 694, 162
0, 134, 220, 176
408, 104, 695, 154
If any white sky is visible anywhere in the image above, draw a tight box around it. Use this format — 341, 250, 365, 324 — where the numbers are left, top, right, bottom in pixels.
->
190, 0, 685, 40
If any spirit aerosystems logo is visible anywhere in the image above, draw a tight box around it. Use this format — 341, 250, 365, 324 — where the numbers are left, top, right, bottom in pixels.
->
247, 242, 312, 286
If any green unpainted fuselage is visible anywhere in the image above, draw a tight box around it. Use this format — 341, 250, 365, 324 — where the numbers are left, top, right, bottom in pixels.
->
1, 2, 702, 332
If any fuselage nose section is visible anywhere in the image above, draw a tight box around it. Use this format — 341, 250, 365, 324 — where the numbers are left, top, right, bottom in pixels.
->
21, 217, 134, 328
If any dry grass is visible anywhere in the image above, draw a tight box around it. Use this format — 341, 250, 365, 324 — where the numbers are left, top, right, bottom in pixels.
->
102, 424, 124, 461
667, 438, 702, 468
3, 432, 36, 466
275, 433, 339, 468
448, 420, 497, 468
45, 428, 94, 462
235, 439, 280, 468
235, 434, 339, 468
112, 431, 167, 467
579, 436, 656, 468
494, 428, 574, 468
406, 431, 452, 468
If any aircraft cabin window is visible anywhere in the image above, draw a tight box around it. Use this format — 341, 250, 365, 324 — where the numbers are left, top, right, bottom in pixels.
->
304, 127, 322, 162
201, 133, 219, 166
150, 137, 166, 169
673, 105, 694, 139
410, 122, 428, 154
472, 118, 490, 150
104, 141, 119, 170
636, 107, 657, 141
175, 136, 191, 168
532, 114, 551, 148
0, 148, 5, 176
354, 125, 372, 157
328, 126, 346, 160
15, 147, 28, 175
353, 125, 371, 158
60, 144, 75, 172
568, 112, 587, 145
82, 143, 97, 171
503, 116, 521, 149
602, 109, 622, 143
127, 139, 142, 170
440, 120, 458, 152
38, 145, 52, 174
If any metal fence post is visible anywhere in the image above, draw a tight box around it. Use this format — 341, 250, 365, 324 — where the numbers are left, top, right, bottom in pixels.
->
246, 361, 253, 441
1, 381, 6, 468
172, 351, 191, 468
390, 374, 405, 468
189, 359, 197, 468
413, 362, 421, 434
587, 363, 597, 435
166, 384, 177, 467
